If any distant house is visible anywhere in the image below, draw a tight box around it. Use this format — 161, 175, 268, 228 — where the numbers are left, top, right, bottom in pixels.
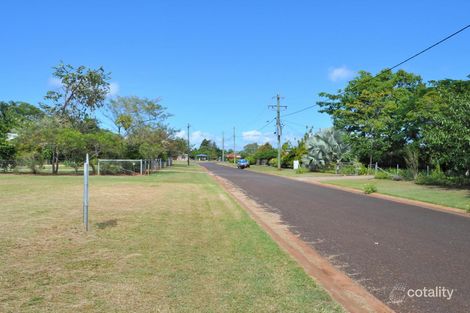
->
226, 153, 241, 160
195, 153, 208, 161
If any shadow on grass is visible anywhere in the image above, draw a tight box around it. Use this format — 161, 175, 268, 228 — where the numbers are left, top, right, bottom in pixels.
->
96, 219, 118, 229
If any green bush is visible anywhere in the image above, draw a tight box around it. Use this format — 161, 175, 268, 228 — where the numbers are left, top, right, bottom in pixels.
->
295, 167, 309, 174
354, 164, 368, 175
415, 170, 448, 186
18, 152, 44, 174
374, 171, 390, 179
399, 169, 416, 181
246, 156, 256, 165
415, 171, 470, 187
339, 164, 356, 175
268, 158, 278, 167
363, 183, 378, 194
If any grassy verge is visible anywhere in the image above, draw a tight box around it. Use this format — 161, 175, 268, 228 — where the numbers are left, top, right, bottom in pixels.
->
324, 178, 470, 211
217, 162, 335, 178
0, 163, 343, 312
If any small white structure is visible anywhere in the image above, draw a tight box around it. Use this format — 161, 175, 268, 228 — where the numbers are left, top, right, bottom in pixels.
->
293, 160, 300, 170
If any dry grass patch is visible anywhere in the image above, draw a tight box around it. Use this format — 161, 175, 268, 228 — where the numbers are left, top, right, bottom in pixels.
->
0, 167, 343, 313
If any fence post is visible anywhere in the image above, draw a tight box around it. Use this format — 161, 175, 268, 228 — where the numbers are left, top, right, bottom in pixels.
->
396, 164, 399, 175
427, 165, 430, 176
83, 154, 89, 231
97, 159, 100, 176
140, 159, 143, 175
375, 162, 378, 175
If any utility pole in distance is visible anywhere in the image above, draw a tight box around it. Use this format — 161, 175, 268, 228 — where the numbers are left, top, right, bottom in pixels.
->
269, 94, 287, 170
222, 131, 225, 162
187, 123, 191, 166
233, 127, 236, 165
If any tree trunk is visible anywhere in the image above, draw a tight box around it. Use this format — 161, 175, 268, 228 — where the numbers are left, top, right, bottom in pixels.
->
52, 147, 59, 175
90, 163, 96, 175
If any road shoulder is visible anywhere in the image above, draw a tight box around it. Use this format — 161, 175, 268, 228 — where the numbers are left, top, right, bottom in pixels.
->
205, 168, 395, 313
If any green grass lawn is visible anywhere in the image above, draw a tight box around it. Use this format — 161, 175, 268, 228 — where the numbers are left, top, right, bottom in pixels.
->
218, 162, 335, 178
324, 178, 470, 211
0, 163, 343, 313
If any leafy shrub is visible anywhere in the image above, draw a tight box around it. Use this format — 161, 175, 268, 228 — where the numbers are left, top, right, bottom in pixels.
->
363, 183, 378, 194
415, 170, 448, 186
18, 152, 44, 174
339, 164, 356, 175
415, 171, 470, 187
295, 167, 309, 174
268, 158, 278, 167
246, 156, 256, 165
399, 169, 416, 181
356, 164, 368, 175
374, 171, 390, 179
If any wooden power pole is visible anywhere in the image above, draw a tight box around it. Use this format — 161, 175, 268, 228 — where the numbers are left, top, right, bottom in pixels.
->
269, 94, 287, 170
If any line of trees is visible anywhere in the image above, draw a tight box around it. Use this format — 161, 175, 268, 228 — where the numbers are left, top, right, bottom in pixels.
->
222, 69, 469, 185
0, 63, 187, 174
317, 69, 470, 176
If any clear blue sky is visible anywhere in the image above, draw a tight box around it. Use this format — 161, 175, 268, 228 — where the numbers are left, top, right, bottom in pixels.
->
1, 1, 469, 149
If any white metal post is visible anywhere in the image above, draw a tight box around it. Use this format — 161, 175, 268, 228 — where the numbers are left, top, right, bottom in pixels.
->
83, 154, 89, 231
140, 159, 143, 175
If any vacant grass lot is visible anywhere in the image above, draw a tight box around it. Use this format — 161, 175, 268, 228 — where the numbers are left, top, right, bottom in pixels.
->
0, 164, 342, 313
325, 178, 470, 211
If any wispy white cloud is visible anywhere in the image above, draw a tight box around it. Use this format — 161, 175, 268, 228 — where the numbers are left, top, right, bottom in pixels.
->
242, 129, 274, 145
48, 77, 63, 88
108, 82, 119, 97
328, 66, 355, 82
190, 130, 214, 148
242, 130, 261, 142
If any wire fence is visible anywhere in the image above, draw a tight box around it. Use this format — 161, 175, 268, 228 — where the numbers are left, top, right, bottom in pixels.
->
0, 158, 173, 175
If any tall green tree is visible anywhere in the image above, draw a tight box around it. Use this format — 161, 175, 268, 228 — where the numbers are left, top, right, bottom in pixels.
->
242, 143, 259, 156
253, 143, 277, 161
193, 139, 220, 160
42, 62, 110, 120
317, 69, 426, 165
421, 79, 470, 173
106, 96, 170, 135
0, 102, 43, 169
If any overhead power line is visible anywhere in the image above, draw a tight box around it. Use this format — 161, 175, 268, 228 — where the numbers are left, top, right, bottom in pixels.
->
347, 23, 470, 91
283, 105, 316, 117
281, 23, 470, 119
387, 23, 470, 72
258, 117, 276, 131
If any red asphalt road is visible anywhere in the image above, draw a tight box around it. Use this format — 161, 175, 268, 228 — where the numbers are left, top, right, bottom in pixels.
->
201, 163, 470, 313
